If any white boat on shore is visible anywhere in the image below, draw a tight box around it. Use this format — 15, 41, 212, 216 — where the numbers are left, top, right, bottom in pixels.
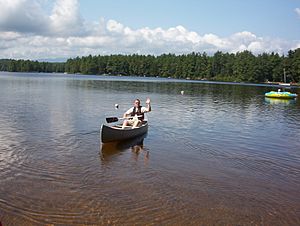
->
279, 82, 291, 86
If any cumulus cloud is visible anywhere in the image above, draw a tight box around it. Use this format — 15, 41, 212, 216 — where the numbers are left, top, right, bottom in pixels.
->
49, 0, 85, 36
0, 0, 299, 60
295, 8, 300, 17
0, 0, 49, 33
0, 0, 85, 36
0, 31, 21, 40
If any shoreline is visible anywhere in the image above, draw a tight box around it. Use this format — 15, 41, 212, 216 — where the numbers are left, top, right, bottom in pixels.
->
1, 71, 300, 89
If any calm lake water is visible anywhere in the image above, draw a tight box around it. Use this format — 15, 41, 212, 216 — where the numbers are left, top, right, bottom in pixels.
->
0, 72, 299, 225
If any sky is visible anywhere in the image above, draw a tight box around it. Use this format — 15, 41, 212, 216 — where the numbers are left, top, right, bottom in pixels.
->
0, 0, 299, 61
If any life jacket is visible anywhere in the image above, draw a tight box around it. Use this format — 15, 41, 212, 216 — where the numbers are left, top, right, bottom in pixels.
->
131, 106, 144, 121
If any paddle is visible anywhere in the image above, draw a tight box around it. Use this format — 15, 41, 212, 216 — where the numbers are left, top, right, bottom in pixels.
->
106, 117, 121, 123
106, 115, 142, 123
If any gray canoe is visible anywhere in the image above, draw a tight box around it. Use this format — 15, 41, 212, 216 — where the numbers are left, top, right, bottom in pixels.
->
101, 121, 148, 143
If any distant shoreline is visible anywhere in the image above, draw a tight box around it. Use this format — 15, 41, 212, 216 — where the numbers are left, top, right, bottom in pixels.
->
1, 49, 300, 84
1, 71, 299, 89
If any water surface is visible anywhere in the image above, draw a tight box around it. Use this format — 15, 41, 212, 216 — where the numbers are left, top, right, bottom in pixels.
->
0, 72, 299, 225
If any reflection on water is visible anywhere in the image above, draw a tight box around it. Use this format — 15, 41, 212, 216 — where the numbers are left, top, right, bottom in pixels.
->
0, 72, 300, 225
265, 97, 297, 105
100, 133, 148, 160
100, 134, 150, 168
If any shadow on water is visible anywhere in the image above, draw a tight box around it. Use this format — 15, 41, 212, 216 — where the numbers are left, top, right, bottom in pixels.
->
100, 133, 148, 161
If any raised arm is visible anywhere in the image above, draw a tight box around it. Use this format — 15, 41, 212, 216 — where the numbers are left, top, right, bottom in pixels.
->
145, 98, 151, 112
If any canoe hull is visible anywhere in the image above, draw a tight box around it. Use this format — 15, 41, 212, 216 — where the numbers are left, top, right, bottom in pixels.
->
101, 122, 148, 143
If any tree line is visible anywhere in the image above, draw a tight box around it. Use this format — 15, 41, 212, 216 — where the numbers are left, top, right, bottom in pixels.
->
1, 48, 300, 83
0, 59, 65, 73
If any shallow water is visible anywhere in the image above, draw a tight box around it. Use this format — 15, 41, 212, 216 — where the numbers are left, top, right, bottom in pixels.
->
0, 72, 299, 225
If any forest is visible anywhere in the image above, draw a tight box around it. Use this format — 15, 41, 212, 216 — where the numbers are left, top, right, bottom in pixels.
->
1, 48, 300, 83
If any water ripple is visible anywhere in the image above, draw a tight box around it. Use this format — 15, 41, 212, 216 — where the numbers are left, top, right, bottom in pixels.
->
1, 73, 300, 225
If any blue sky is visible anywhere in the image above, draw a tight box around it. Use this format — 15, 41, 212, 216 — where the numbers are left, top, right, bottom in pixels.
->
80, 0, 300, 40
0, 0, 299, 60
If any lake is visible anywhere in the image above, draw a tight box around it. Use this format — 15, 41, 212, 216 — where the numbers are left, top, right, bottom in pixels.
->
0, 72, 299, 225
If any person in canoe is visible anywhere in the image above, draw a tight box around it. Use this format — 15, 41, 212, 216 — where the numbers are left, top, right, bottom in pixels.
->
122, 98, 151, 129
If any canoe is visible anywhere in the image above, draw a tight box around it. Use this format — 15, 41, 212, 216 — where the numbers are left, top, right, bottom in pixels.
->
264, 91, 297, 99
101, 121, 148, 143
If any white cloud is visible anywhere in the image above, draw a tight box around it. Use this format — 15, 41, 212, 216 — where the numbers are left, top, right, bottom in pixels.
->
0, 0, 49, 33
202, 34, 227, 48
295, 8, 300, 17
49, 0, 85, 36
106, 20, 125, 34
0, 31, 21, 40
0, 0, 299, 60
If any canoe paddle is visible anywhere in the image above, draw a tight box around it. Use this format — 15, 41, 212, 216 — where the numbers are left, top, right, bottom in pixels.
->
106, 115, 142, 123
